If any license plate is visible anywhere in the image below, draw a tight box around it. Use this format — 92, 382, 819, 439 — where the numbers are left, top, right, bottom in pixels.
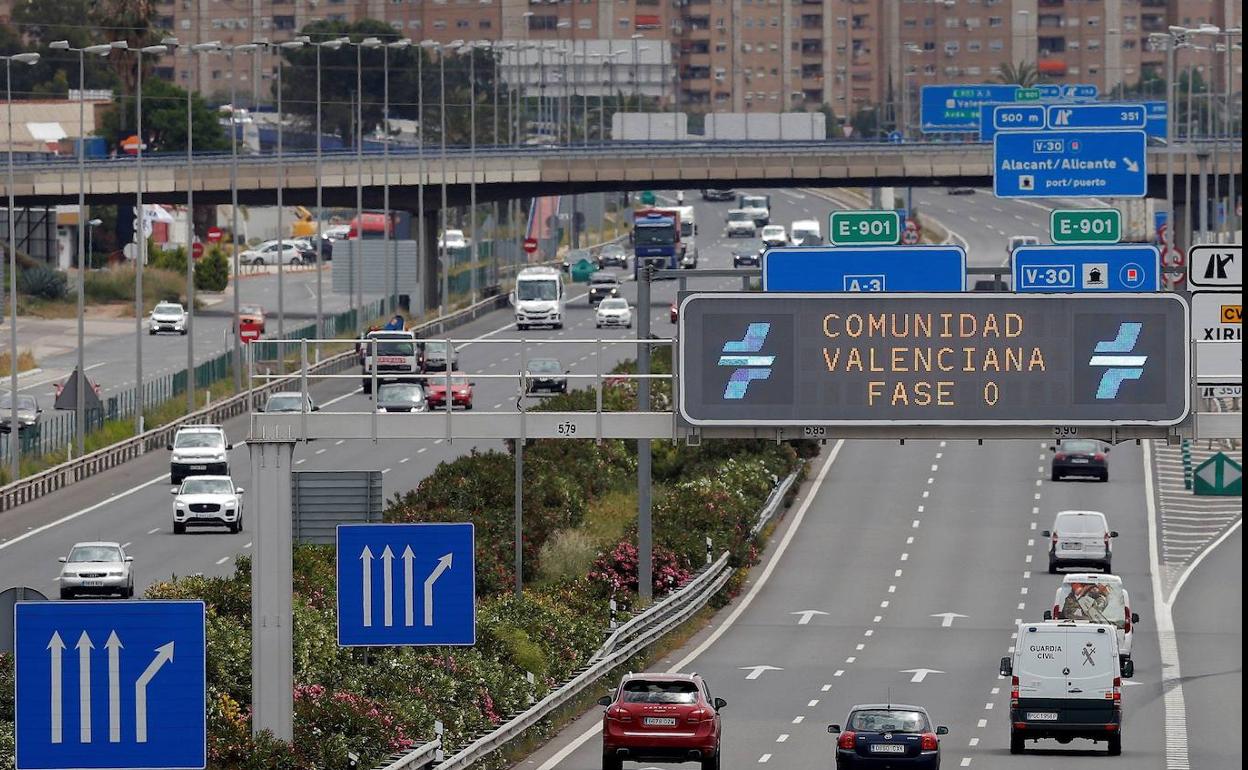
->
194, 512, 217, 518
869, 744, 906, 754
1061, 542, 1082, 550
190, 465, 207, 471
1070, 458, 1089, 463
82, 581, 103, 587
1027, 712, 1059, 721
643, 717, 677, 727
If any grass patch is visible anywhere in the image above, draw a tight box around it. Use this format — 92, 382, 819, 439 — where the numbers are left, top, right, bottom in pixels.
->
535, 489, 638, 588
16, 298, 80, 319
0, 350, 38, 377
583, 489, 638, 545
84, 266, 187, 314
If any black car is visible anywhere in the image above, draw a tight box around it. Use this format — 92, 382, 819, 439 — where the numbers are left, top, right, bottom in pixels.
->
829, 704, 947, 769
587, 271, 622, 305
1050, 439, 1110, 481
420, 340, 459, 373
701, 188, 736, 201
376, 382, 427, 413
598, 244, 629, 269
732, 243, 763, 268
0, 393, 40, 433
525, 358, 568, 394
946, 186, 976, 195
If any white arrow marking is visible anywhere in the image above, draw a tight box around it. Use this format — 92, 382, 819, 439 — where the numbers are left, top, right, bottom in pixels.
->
931, 612, 968, 628
424, 553, 454, 627
134, 642, 174, 744
48, 632, 65, 744
900, 668, 945, 683
791, 610, 828, 626
402, 546, 416, 627
1123, 157, 1140, 173
360, 545, 374, 627
75, 631, 94, 743
105, 631, 122, 743
381, 545, 396, 627
739, 665, 783, 681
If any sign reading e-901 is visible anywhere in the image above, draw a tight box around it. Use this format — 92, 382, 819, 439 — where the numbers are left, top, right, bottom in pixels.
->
677, 293, 1189, 427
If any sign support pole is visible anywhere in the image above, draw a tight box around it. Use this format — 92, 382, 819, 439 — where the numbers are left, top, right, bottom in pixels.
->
249, 438, 296, 741
637, 266, 653, 603
515, 342, 526, 597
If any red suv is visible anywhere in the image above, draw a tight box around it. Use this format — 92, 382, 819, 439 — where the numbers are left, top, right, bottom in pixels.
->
598, 673, 725, 770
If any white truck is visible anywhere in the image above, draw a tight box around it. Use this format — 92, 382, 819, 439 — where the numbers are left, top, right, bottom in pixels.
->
358, 329, 421, 395
738, 194, 771, 227
675, 205, 698, 268
511, 266, 566, 330
789, 219, 822, 246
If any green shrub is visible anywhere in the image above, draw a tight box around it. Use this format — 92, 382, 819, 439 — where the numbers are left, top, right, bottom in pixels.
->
196, 247, 230, 292
17, 264, 68, 300
148, 243, 188, 274
487, 625, 549, 677
537, 528, 599, 585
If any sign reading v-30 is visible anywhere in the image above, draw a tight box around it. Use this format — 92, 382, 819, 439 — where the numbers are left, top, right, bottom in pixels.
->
1012, 245, 1160, 292
762, 245, 966, 292
994, 130, 1147, 198
14, 600, 206, 770
337, 523, 476, 647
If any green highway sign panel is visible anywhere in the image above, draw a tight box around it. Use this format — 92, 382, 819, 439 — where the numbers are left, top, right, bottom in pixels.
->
829, 210, 901, 246
1193, 452, 1242, 496
1051, 209, 1122, 244
677, 292, 1190, 427
1016, 88, 1042, 102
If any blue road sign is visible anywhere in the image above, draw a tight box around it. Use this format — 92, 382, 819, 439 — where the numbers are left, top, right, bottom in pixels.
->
887, 130, 903, 143
1062, 84, 1099, 100
1012, 245, 1161, 292
14, 601, 206, 770
980, 104, 1045, 141
762, 245, 966, 292
1036, 84, 1063, 99
921, 84, 1024, 132
993, 130, 1147, 199
337, 523, 476, 647
1047, 103, 1147, 129
1144, 101, 1167, 139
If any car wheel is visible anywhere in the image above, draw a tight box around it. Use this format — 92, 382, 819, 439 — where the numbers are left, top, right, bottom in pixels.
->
60, 588, 73, 600
1010, 730, 1025, 755
230, 519, 241, 534
149, 329, 157, 336
1107, 735, 1122, 756
289, 257, 302, 266
1047, 557, 1058, 575
555, 323, 564, 330
1050, 470, 1060, 481
601, 753, 623, 770
362, 379, 372, 395
251, 257, 265, 266
1100, 472, 1109, 482
517, 323, 527, 331
596, 323, 601, 329
465, 402, 473, 410
1102, 560, 1112, 574
179, 329, 187, 336
173, 522, 186, 534
701, 744, 721, 770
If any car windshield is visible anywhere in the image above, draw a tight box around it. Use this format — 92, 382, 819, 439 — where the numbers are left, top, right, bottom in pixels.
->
174, 431, 224, 449
68, 545, 122, 563
850, 710, 929, 733
516, 280, 558, 301
620, 680, 699, 705
372, 341, 415, 356
265, 395, 304, 412
1061, 440, 1101, 453
1056, 514, 1106, 534
181, 478, 234, 495
154, 303, 181, 314
424, 342, 450, 356
379, 384, 424, 401
528, 360, 562, 374
600, 298, 628, 310
634, 226, 675, 246
728, 211, 752, 222
1060, 582, 1127, 627
590, 274, 618, 285
763, 227, 784, 237
742, 196, 767, 208
602, 245, 624, 257
240, 305, 263, 316
0, 394, 37, 410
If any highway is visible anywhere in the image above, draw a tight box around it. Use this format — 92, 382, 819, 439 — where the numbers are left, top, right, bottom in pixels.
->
1, 186, 1238, 770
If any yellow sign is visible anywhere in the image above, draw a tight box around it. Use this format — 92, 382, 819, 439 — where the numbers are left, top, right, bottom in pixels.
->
1220, 305, 1242, 324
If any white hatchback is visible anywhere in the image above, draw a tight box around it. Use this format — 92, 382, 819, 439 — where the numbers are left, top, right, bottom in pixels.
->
1043, 510, 1117, 574
760, 224, 788, 248
595, 297, 633, 329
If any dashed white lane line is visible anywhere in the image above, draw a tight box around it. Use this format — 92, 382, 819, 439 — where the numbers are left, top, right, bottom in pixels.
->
295, 458, 306, 465
417, 447, 428, 454
873, 616, 882, 623
758, 754, 772, 764
960, 759, 972, 767
977, 718, 987, 728
880, 600, 889, 608
776, 734, 789, 743
792, 716, 805, 724
244, 542, 252, 549
399, 457, 410, 464
912, 519, 921, 528
381, 468, 391, 474
899, 553, 909, 561
845, 656, 856, 663
906, 536, 914, 545
895, 569, 903, 577
856, 643, 865, 651
147, 528, 160, 535
969, 737, 980, 747
121, 541, 131, 549
888, 585, 897, 593
984, 702, 994, 710
315, 448, 327, 455
807, 699, 819, 708
215, 556, 230, 565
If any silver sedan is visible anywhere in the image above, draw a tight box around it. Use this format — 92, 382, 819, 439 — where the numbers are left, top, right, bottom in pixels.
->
58, 542, 134, 599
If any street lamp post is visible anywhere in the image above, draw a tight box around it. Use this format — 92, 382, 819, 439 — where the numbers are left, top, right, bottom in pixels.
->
464, 41, 490, 305
383, 39, 412, 319
313, 37, 347, 356
226, 44, 257, 390
418, 41, 430, 318
49, 40, 116, 455
3, 51, 40, 480
270, 37, 307, 341
349, 36, 382, 333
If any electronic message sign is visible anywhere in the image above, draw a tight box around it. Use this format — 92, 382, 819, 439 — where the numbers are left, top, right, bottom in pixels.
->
677, 293, 1189, 427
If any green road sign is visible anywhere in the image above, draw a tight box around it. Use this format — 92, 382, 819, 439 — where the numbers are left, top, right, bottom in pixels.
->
1193, 452, 1243, 496
639, 190, 656, 206
1050, 209, 1122, 244
1015, 88, 1042, 102
829, 210, 901, 246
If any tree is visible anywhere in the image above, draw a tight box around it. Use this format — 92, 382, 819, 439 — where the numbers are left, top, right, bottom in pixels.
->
195, 248, 229, 292
98, 76, 228, 152
997, 61, 1041, 87
89, 0, 159, 100
1, 0, 119, 98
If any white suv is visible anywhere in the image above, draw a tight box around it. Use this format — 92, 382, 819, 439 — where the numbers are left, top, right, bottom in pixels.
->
168, 425, 232, 485
1043, 510, 1117, 574
149, 302, 188, 335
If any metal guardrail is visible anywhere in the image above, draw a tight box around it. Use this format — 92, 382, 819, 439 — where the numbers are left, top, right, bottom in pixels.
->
749, 465, 804, 539
0, 294, 511, 514
370, 737, 443, 770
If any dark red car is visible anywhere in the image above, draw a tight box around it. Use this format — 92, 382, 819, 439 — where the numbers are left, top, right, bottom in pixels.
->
669, 301, 678, 324
598, 673, 725, 770
424, 371, 474, 410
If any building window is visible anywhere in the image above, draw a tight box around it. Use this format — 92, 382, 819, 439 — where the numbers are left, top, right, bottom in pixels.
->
989, 39, 1003, 51
988, 15, 1002, 27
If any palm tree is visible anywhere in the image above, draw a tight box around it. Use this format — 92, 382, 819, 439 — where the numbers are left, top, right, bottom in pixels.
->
997, 61, 1040, 87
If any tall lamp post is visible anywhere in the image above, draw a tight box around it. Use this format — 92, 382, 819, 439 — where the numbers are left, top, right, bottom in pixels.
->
463, 40, 492, 305
313, 36, 348, 355
268, 37, 307, 341
348, 36, 382, 333
3, 50, 40, 481
383, 38, 412, 319
48, 39, 118, 455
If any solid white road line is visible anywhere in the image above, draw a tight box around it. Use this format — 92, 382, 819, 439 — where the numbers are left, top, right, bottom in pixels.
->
533, 441, 846, 770
0, 474, 169, 552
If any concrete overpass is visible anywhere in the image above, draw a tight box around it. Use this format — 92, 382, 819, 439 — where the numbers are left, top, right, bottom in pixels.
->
1, 140, 1237, 210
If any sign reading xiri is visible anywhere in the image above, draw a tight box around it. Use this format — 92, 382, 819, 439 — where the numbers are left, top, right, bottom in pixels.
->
677, 293, 1189, 427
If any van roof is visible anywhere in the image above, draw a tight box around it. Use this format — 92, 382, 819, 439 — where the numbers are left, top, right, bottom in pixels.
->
517, 266, 559, 276
1061, 573, 1123, 586
1019, 620, 1115, 632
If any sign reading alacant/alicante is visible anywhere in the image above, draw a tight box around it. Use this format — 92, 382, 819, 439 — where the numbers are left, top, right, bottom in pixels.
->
677, 293, 1189, 427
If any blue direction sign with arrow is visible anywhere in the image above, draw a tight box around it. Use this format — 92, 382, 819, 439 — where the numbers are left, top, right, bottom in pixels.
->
762, 245, 966, 292
337, 523, 476, 647
994, 130, 1147, 198
1062, 84, 1100, 100
921, 84, 1024, 132
14, 601, 206, 770
1047, 103, 1147, 129
1012, 245, 1160, 292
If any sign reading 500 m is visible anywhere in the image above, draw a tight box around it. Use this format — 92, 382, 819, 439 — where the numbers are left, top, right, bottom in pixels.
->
678, 293, 1189, 426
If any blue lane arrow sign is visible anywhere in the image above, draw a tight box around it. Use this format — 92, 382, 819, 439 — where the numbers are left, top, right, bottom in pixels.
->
1012, 245, 1161, 292
337, 523, 476, 647
762, 245, 966, 292
994, 130, 1147, 199
14, 601, 206, 770
1047, 103, 1147, 129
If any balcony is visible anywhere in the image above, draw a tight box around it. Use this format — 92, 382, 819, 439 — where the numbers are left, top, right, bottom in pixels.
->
801, 39, 823, 56
801, 15, 822, 29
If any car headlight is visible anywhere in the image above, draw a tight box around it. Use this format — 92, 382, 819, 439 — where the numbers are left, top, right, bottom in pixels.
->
175, 501, 186, 508
62, 572, 77, 579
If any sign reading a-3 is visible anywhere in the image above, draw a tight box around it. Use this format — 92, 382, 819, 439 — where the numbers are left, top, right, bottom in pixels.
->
762, 245, 966, 292
994, 130, 1147, 198
677, 293, 1189, 427
14, 601, 206, 770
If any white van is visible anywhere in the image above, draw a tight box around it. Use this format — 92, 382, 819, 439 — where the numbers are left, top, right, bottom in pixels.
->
789, 219, 822, 246
1001, 621, 1130, 756
1043, 510, 1117, 574
1045, 573, 1138, 663
512, 266, 565, 330
358, 329, 420, 395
